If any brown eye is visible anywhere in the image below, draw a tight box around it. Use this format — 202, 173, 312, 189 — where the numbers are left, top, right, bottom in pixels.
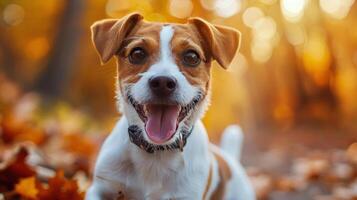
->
182, 50, 201, 67
129, 47, 147, 65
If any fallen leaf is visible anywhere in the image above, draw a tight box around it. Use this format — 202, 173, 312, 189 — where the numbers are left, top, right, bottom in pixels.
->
15, 176, 39, 199
0, 146, 36, 192
37, 170, 84, 200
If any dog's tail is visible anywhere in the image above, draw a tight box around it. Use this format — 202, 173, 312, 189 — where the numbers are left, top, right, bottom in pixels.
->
220, 125, 244, 161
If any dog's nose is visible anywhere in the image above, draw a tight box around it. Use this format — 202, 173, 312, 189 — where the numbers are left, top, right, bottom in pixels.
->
149, 76, 177, 96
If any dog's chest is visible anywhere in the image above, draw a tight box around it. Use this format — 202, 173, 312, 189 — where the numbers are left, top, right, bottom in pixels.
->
123, 151, 203, 199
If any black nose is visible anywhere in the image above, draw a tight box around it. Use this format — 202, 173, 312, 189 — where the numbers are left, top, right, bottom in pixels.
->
149, 76, 177, 96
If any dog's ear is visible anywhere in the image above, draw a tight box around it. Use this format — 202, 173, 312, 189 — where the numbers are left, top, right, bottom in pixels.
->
91, 13, 143, 64
188, 17, 241, 69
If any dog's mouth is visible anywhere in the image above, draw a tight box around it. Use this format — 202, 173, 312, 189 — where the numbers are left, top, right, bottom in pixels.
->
127, 95, 201, 144
144, 104, 181, 143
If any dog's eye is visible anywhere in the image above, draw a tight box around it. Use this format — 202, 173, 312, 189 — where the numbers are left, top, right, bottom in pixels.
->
182, 50, 201, 67
129, 47, 147, 65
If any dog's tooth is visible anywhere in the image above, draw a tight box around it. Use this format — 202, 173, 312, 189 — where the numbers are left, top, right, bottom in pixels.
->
178, 133, 184, 152
143, 105, 148, 115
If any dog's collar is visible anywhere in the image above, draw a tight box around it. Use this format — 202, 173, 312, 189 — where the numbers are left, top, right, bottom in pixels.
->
128, 125, 194, 154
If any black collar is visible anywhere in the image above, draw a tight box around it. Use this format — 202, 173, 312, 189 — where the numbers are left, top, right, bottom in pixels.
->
128, 125, 194, 154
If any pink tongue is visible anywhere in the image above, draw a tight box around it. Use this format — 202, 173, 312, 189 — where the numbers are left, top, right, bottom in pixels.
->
145, 104, 180, 144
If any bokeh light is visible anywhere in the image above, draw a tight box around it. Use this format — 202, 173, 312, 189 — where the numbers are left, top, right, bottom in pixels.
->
169, 0, 193, 19
285, 24, 306, 46
251, 16, 277, 63
106, 0, 131, 16
214, 0, 241, 18
319, 0, 355, 19
251, 39, 273, 63
25, 37, 50, 61
280, 0, 307, 22
200, 0, 216, 10
2, 4, 25, 26
252, 16, 277, 40
243, 7, 264, 28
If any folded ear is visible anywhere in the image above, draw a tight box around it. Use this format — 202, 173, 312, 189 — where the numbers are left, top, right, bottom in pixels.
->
91, 13, 143, 64
188, 18, 241, 69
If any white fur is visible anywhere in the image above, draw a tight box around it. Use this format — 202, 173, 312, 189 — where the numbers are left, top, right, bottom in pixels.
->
87, 25, 256, 200
86, 118, 255, 200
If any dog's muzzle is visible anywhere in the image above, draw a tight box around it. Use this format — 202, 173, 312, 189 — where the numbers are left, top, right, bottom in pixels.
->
125, 87, 203, 153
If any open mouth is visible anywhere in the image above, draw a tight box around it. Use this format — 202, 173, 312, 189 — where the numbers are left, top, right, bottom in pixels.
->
127, 95, 201, 144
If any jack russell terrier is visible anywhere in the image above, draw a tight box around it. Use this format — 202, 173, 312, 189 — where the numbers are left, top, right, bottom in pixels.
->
86, 13, 256, 200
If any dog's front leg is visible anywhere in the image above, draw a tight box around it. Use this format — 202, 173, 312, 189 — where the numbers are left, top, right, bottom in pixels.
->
86, 178, 126, 200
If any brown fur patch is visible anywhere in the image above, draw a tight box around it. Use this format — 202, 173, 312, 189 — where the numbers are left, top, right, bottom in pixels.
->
188, 18, 241, 69
170, 24, 212, 94
116, 22, 162, 86
203, 162, 213, 200
210, 151, 232, 199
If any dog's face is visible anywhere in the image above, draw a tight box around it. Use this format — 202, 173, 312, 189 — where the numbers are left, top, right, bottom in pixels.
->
91, 13, 240, 150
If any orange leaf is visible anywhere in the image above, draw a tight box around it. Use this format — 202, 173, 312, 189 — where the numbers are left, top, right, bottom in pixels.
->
38, 170, 84, 200
0, 146, 36, 192
62, 134, 96, 157
15, 176, 39, 199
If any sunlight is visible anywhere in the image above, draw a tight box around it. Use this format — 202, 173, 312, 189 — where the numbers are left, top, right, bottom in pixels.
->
243, 7, 264, 28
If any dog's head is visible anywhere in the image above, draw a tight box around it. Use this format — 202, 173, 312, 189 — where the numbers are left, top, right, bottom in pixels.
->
91, 13, 240, 152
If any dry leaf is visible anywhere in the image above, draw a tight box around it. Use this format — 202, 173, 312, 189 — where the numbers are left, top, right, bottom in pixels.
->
37, 170, 84, 200
15, 176, 39, 199
0, 146, 36, 192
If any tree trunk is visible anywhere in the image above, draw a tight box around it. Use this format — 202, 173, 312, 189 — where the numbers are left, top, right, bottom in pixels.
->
0, 32, 18, 82
34, 0, 84, 99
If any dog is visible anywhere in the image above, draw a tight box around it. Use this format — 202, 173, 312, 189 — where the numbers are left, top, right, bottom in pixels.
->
86, 13, 256, 200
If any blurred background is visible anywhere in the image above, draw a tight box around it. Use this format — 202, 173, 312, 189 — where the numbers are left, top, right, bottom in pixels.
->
1, 0, 357, 199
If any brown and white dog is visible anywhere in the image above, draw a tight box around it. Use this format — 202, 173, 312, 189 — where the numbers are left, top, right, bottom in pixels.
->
86, 13, 255, 200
